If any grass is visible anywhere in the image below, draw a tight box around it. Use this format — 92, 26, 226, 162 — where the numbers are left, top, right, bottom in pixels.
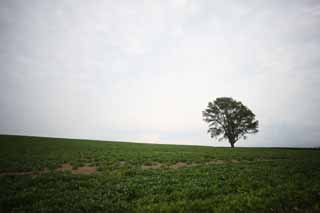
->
0, 135, 320, 212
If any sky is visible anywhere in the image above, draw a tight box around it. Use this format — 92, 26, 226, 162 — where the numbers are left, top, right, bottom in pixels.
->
1, 0, 320, 147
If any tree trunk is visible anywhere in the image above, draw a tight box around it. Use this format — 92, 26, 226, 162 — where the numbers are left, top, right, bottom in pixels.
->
228, 137, 235, 148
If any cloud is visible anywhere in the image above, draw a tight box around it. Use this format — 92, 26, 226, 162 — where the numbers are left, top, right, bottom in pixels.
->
0, 0, 320, 147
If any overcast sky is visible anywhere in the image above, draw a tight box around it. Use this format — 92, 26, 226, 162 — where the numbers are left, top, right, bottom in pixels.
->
1, 0, 320, 147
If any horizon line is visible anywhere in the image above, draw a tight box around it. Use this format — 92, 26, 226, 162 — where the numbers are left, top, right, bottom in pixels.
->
1, 134, 319, 149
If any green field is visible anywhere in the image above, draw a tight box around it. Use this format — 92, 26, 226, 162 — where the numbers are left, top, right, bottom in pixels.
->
0, 135, 319, 212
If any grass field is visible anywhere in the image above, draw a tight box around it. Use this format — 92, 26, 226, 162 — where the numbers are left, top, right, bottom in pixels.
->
0, 135, 319, 212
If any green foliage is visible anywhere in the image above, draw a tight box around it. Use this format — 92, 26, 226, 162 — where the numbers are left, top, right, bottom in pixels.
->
1, 135, 320, 212
203, 97, 259, 147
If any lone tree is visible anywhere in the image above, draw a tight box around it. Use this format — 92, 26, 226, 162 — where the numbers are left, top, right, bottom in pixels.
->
202, 97, 258, 148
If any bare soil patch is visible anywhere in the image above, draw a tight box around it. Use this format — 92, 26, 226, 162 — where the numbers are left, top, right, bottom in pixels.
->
72, 166, 97, 174
142, 162, 193, 170
142, 162, 162, 169
56, 163, 73, 172
169, 162, 188, 169
141, 159, 246, 170
0, 163, 97, 177
206, 160, 227, 165
56, 163, 97, 174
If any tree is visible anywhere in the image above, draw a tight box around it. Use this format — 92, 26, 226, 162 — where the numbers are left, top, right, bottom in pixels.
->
202, 97, 258, 148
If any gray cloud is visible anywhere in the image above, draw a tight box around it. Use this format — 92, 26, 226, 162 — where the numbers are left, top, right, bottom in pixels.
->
1, 0, 320, 147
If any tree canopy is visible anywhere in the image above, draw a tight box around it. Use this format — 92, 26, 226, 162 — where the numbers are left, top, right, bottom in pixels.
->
202, 97, 259, 148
